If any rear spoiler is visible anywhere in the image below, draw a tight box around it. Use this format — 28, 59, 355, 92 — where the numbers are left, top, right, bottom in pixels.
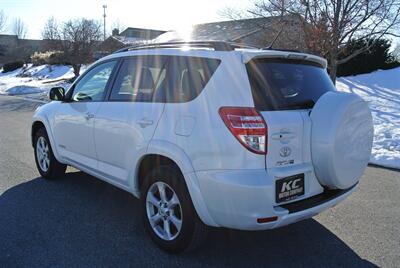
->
242, 51, 327, 69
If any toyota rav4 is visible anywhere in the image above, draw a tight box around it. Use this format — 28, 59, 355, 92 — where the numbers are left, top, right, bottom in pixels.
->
31, 41, 374, 253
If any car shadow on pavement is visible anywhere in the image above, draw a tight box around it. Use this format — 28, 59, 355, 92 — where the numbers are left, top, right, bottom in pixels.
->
0, 171, 377, 267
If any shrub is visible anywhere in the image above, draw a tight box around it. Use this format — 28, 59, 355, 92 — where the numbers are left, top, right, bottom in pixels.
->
2, 61, 24, 73
31, 51, 48, 66
47, 51, 67, 65
31, 51, 66, 66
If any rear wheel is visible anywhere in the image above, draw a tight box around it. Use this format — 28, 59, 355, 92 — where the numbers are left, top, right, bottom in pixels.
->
34, 127, 66, 179
141, 165, 207, 253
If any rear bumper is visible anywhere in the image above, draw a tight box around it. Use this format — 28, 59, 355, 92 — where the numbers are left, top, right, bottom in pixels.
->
195, 169, 357, 230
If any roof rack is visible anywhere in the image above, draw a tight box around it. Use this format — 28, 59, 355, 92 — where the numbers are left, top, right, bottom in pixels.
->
113, 41, 258, 53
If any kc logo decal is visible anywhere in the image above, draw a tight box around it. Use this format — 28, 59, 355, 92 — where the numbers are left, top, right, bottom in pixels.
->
281, 178, 302, 192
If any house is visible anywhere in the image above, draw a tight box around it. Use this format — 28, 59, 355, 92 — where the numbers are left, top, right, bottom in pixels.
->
155, 15, 307, 51
0, 34, 19, 62
99, 15, 306, 55
0, 34, 46, 64
99, 27, 167, 53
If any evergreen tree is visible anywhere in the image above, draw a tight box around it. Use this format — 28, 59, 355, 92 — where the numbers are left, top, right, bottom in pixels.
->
337, 39, 399, 77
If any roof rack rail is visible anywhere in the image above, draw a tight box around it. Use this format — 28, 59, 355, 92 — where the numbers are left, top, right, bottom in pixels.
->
113, 41, 258, 54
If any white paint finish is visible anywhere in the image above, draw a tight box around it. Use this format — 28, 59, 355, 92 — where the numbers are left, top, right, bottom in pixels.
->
94, 102, 165, 184
53, 102, 100, 170
196, 168, 352, 230
261, 110, 305, 169
153, 53, 265, 171
174, 116, 196, 137
32, 101, 64, 162
257, 109, 326, 198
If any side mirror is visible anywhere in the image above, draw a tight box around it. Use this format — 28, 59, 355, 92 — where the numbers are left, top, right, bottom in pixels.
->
49, 87, 65, 101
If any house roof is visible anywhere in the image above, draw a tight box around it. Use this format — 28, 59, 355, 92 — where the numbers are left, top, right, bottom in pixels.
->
156, 16, 296, 43
190, 17, 277, 41
154, 15, 303, 48
119, 27, 167, 40
107, 35, 154, 46
111, 15, 305, 51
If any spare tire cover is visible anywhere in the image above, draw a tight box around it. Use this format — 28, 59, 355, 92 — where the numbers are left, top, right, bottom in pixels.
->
310, 91, 373, 189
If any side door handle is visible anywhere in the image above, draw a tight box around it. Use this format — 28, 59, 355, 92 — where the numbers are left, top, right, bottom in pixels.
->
85, 112, 95, 120
137, 118, 154, 128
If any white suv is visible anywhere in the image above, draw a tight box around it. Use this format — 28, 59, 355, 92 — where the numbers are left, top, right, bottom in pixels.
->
31, 41, 374, 253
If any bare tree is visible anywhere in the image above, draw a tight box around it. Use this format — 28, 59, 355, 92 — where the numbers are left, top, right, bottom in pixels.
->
42, 17, 63, 50
218, 6, 253, 20
0, 10, 7, 32
12, 18, 28, 39
110, 19, 125, 36
42, 17, 61, 40
41, 18, 101, 77
227, 0, 400, 82
62, 18, 102, 77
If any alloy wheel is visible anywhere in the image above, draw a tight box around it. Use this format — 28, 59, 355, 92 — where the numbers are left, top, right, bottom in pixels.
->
146, 181, 183, 241
36, 136, 50, 172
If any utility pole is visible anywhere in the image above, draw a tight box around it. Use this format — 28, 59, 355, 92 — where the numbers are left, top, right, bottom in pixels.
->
102, 4, 107, 40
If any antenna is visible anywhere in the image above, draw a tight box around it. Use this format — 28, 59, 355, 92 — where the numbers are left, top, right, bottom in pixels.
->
264, 22, 285, 50
102, 4, 107, 41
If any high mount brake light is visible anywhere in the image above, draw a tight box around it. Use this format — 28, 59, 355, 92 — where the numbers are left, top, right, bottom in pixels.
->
219, 107, 267, 154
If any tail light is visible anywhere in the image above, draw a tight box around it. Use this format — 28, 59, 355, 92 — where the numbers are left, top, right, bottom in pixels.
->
219, 107, 267, 154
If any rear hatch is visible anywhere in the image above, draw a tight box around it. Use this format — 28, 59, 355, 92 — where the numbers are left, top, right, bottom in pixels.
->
245, 55, 337, 203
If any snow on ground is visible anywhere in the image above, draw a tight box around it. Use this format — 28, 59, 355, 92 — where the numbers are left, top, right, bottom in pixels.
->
0, 64, 85, 100
337, 67, 400, 169
0, 64, 399, 169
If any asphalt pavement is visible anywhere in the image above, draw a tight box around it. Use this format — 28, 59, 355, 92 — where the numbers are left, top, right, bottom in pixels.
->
0, 95, 399, 267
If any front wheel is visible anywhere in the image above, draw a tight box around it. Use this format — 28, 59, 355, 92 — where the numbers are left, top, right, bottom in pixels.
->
141, 165, 207, 253
34, 127, 66, 179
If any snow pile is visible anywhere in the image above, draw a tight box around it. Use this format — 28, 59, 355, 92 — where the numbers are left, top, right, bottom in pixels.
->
337, 67, 400, 169
0, 64, 79, 97
21, 65, 73, 79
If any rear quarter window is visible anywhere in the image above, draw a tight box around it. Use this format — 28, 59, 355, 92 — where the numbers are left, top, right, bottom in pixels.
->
158, 56, 221, 103
246, 59, 335, 111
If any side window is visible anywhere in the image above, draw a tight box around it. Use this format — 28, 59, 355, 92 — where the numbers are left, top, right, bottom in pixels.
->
164, 56, 221, 103
110, 56, 168, 102
71, 60, 116, 102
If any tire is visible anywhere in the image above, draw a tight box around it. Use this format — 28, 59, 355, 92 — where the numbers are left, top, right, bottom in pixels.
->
310, 92, 373, 189
141, 165, 207, 254
34, 127, 67, 179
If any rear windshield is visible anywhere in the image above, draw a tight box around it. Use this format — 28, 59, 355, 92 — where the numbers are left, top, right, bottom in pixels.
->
246, 59, 335, 111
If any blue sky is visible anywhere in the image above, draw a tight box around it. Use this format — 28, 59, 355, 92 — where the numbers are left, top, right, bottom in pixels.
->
0, 0, 251, 39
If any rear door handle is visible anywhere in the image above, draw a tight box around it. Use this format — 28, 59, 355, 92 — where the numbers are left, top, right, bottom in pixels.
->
85, 112, 95, 120
137, 118, 154, 128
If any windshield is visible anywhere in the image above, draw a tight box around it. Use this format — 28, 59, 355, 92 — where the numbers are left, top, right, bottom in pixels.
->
246, 59, 336, 111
